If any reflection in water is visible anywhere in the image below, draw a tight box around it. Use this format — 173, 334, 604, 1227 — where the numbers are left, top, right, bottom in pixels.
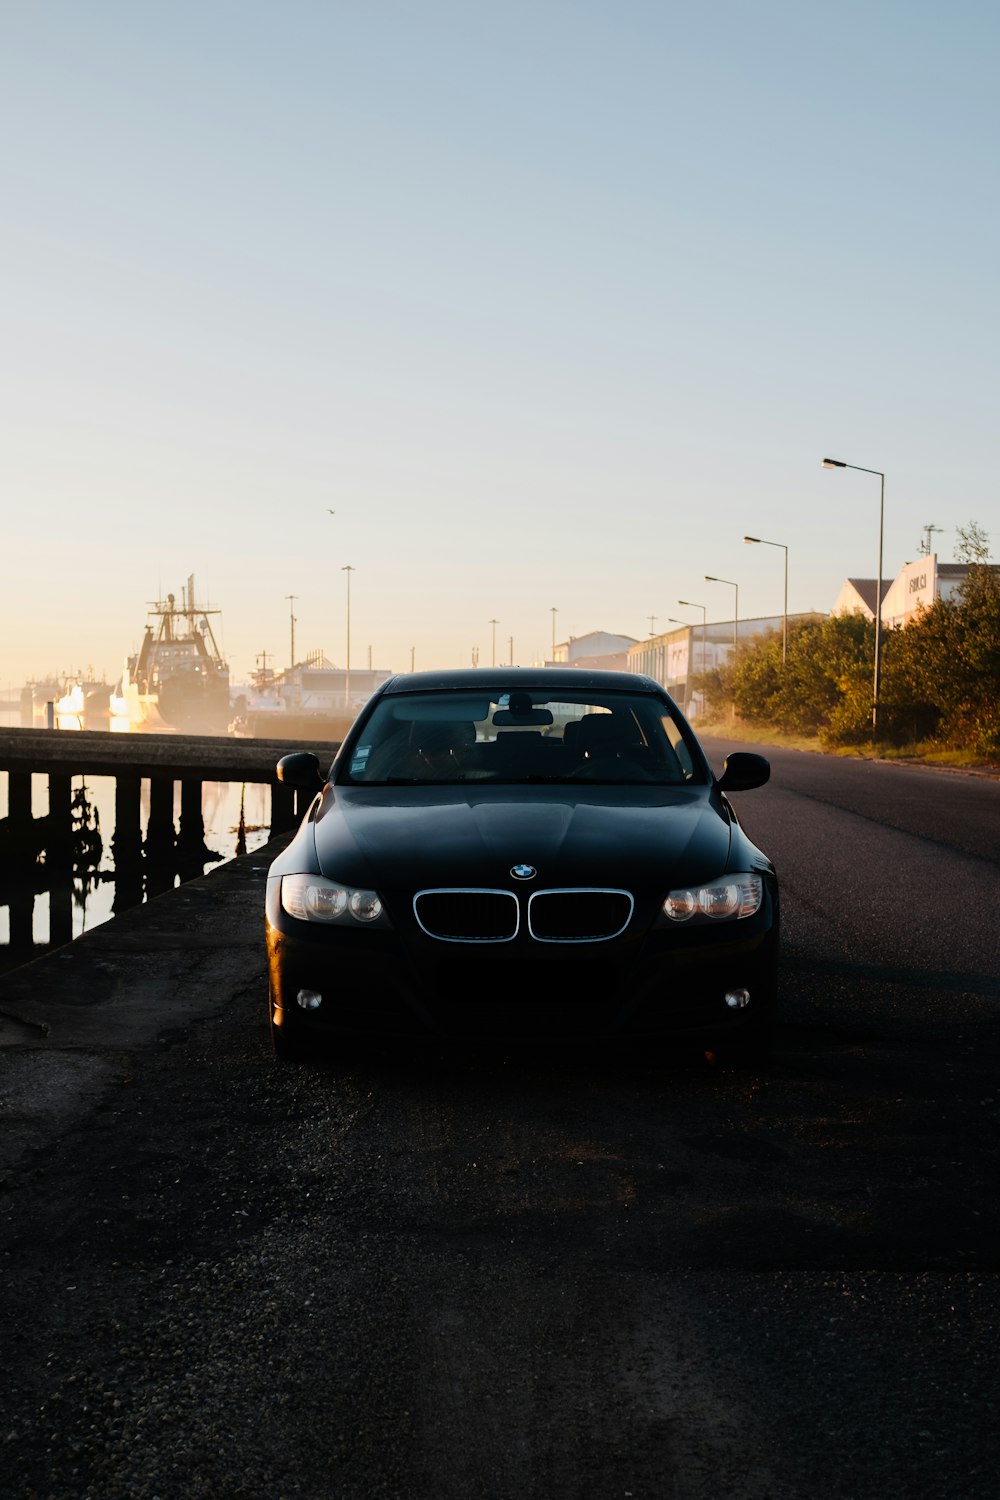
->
71, 783, 104, 872
0, 774, 272, 973
1, 779, 108, 963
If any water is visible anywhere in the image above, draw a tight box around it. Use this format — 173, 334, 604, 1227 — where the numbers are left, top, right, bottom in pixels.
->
0, 710, 276, 972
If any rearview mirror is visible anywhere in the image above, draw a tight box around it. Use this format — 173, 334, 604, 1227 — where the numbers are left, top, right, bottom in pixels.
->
716, 752, 770, 793
492, 707, 554, 726
276, 752, 326, 791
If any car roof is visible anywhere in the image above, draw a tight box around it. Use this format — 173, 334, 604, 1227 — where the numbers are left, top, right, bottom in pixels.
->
379, 667, 665, 696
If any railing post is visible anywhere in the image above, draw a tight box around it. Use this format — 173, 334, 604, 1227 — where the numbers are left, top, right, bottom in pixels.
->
113, 775, 143, 860
270, 778, 296, 836
3, 773, 37, 951
145, 775, 176, 895
177, 778, 210, 883
47, 773, 73, 859
146, 775, 175, 857
112, 775, 144, 915
46, 772, 74, 948
179, 779, 205, 846
7, 771, 32, 834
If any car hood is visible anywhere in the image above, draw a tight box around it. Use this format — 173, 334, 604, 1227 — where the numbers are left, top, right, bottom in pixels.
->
311, 785, 733, 893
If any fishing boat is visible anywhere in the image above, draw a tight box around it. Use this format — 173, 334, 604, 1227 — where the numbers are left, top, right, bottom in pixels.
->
115, 577, 231, 734
54, 673, 112, 728
229, 650, 389, 741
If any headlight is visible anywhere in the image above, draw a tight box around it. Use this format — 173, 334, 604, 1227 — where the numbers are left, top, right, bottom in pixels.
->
662, 873, 763, 923
281, 874, 389, 927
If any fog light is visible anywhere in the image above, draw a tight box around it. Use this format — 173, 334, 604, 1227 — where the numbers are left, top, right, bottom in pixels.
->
724, 988, 750, 1010
296, 989, 323, 1010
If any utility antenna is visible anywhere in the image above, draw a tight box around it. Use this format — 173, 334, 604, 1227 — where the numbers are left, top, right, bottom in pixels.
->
919, 524, 945, 556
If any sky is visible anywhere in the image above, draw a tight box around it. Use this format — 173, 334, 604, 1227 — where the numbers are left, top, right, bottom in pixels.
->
2, 0, 998, 689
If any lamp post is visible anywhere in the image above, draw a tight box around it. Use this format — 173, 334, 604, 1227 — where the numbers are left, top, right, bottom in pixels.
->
550, 607, 558, 662
704, 576, 738, 658
822, 458, 885, 734
744, 536, 789, 663
284, 594, 297, 670
341, 565, 354, 707
678, 599, 707, 674
489, 619, 499, 667
662, 618, 693, 701
705, 576, 738, 721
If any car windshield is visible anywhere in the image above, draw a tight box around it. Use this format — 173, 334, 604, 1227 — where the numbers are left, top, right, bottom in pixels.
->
341, 688, 702, 786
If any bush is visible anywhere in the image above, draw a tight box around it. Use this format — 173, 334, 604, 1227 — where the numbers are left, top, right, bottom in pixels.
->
694, 556, 1000, 758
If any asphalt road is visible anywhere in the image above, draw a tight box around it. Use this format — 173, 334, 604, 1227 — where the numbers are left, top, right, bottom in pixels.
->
2, 743, 1000, 1499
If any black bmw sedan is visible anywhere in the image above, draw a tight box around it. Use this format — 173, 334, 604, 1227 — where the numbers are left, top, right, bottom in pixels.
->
265, 669, 778, 1064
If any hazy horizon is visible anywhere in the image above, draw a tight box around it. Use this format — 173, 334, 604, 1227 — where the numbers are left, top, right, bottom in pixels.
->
3, 1, 997, 690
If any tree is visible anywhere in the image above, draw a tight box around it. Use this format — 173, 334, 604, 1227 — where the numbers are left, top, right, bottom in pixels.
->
955, 520, 992, 565
725, 614, 875, 739
695, 526, 1000, 759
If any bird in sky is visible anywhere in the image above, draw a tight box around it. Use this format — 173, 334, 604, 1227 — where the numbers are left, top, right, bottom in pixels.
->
327, 509, 335, 514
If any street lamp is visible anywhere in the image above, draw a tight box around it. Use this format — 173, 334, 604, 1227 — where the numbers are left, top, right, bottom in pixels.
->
342, 565, 354, 707
705, 576, 739, 722
550, 606, 558, 662
678, 599, 707, 675
822, 458, 885, 734
489, 619, 499, 667
744, 536, 789, 663
704, 576, 738, 658
663, 620, 692, 697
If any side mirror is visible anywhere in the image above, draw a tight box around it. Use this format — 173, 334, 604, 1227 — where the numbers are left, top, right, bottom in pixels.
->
276, 751, 326, 792
716, 751, 770, 793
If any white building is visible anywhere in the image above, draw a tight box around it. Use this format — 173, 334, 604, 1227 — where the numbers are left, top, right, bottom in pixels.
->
880, 557, 975, 629
552, 630, 637, 670
833, 556, 990, 629
830, 577, 891, 621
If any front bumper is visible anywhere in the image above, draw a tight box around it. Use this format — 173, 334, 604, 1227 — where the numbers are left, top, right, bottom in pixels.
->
266, 876, 779, 1048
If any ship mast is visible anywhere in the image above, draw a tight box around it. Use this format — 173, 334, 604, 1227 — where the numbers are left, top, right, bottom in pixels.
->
144, 576, 226, 667
187, 576, 225, 661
